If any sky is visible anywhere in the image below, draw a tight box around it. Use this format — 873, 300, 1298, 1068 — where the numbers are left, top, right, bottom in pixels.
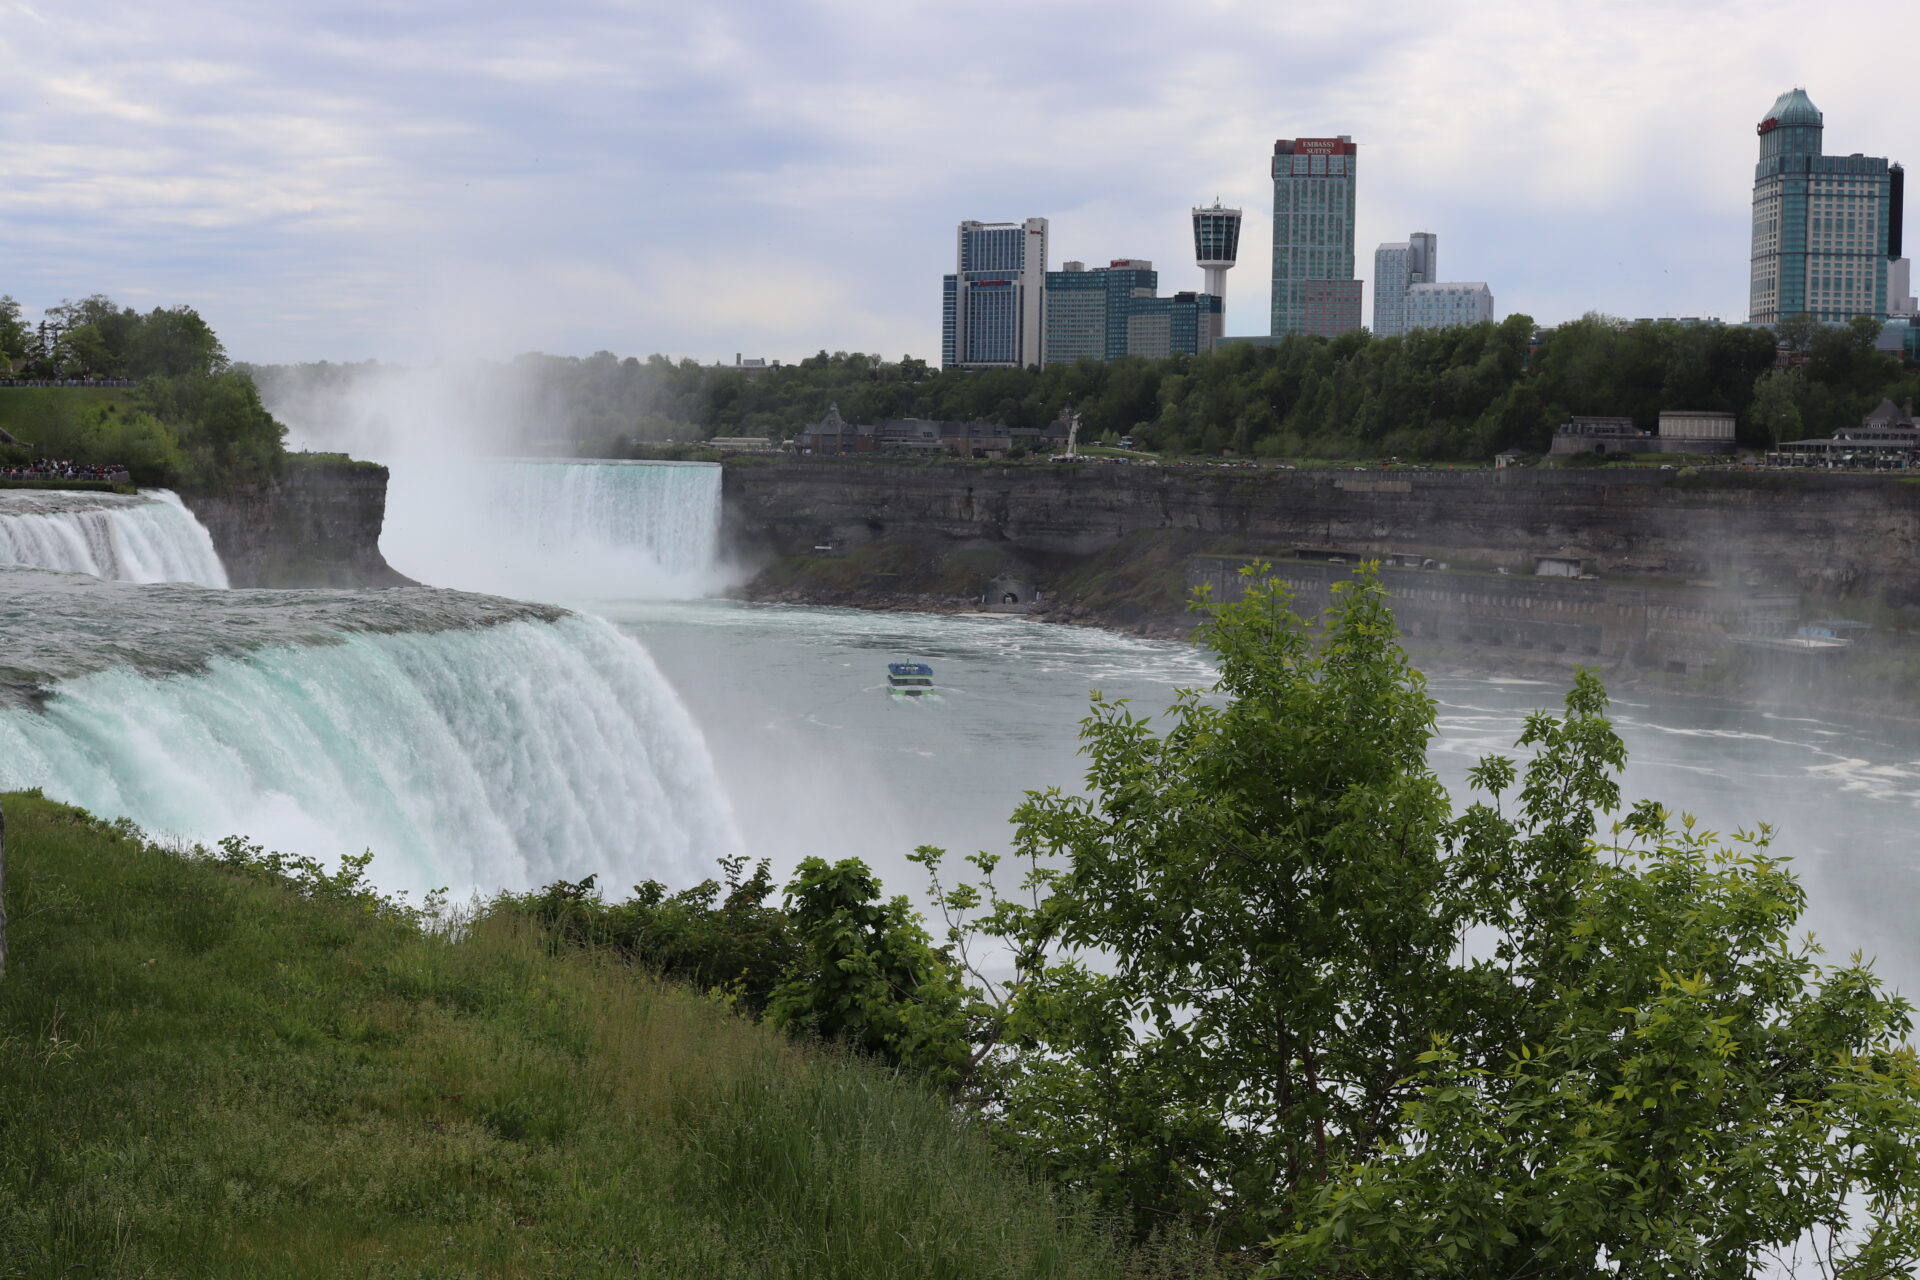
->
1, 0, 1915, 366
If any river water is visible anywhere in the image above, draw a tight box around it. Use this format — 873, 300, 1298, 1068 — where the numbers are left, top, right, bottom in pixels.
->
602, 598, 1920, 1003
3, 457, 1913, 1004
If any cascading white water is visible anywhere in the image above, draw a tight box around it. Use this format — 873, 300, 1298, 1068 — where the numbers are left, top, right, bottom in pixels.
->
381, 459, 726, 602
0, 611, 741, 895
0, 489, 228, 587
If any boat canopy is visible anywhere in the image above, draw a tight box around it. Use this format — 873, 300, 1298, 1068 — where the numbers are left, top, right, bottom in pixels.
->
887, 663, 934, 677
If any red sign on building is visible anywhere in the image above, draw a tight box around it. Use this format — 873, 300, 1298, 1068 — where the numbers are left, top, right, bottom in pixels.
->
1290, 137, 1356, 156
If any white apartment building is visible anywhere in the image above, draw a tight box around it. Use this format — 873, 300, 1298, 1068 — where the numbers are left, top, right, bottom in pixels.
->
1371, 232, 1435, 336
1404, 282, 1494, 332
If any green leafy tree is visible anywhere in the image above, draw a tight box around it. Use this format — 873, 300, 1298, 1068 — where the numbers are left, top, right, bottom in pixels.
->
917, 566, 1920, 1274
0, 296, 29, 372
130, 304, 227, 379
137, 372, 286, 486
919, 567, 1465, 1246
1271, 682, 1920, 1279
767, 856, 977, 1090
1750, 367, 1807, 449
53, 323, 110, 377
1775, 312, 1820, 356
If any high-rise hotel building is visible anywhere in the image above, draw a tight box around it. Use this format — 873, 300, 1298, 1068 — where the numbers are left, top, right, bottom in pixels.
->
1042, 259, 1221, 364
1271, 136, 1361, 336
943, 218, 1049, 369
1749, 89, 1904, 326
1371, 232, 1436, 337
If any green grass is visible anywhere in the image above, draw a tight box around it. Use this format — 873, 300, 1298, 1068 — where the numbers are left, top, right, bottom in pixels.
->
0, 793, 1210, 1279
0, 387, 137, 444
285, 451, 388, 474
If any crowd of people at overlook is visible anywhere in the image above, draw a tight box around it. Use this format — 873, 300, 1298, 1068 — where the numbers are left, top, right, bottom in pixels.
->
1, 458, 129, 483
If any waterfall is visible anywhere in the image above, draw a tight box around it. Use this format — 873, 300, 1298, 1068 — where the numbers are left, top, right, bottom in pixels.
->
0, 489, 229, 587
381, 459, 726, 602
0, 612, 741, 896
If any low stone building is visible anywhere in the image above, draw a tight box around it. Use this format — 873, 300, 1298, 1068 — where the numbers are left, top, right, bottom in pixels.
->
794, 405, 869, 454
1654, 410, 1738, 455
1548, 416, 1650, 456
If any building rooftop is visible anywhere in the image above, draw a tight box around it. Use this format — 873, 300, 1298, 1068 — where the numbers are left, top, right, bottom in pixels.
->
1762, 88, 1822, 129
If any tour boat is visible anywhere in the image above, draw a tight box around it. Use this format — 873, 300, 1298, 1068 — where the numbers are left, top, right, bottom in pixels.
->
887, 662, 934, 696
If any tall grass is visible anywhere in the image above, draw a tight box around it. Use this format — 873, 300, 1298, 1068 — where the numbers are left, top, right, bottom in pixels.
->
0, 793, 1214, 1279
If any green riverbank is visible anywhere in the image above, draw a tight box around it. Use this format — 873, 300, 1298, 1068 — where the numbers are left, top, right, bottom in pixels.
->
0, 793, 1202, 1279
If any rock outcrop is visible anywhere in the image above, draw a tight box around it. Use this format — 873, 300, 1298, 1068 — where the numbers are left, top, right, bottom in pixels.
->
723, 459, 1920, 608
182, 458, 412, 588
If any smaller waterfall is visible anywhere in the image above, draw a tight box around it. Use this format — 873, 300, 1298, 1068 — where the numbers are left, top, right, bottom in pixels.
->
0, 490, 228, 587
382, 460, 726, 602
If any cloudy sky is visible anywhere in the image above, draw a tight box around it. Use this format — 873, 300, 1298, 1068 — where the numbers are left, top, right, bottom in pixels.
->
1, 0, 1913, 365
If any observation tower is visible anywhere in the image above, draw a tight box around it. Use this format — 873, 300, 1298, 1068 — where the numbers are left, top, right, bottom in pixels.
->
1192, 200, 1242, 335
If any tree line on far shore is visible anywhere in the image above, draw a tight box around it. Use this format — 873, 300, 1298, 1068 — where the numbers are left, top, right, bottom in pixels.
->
684, 314, 1917, 459
0, 294, 286, 489
269, 312, 1899, 462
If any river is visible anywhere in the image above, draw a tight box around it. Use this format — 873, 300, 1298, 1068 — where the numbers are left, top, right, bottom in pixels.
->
604, 597, 1920, 1002
4, 458, 1913, 1003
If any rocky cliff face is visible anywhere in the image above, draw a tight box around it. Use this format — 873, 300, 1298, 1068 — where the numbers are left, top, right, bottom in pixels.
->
181, 459, 412, 588
724, 460, 1920, 610
722, 458, 1920, 713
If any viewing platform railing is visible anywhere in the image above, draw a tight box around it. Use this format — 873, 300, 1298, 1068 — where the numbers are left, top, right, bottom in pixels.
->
0, 378, 137, 389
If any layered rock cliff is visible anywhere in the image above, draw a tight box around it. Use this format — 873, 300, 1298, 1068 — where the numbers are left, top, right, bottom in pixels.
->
721, 458, 1920, 716
723, 459, 1920, 610
181, 457, 412, 588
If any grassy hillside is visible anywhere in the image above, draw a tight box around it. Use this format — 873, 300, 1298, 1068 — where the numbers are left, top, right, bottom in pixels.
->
0, 793, 1208, 1279
0, 386, 136, 446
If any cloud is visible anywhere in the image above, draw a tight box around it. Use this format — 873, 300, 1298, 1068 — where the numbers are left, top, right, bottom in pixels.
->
0, 0, 1913, 362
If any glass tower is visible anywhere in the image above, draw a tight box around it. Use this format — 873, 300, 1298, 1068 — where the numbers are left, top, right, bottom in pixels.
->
1749, 89, 1902, 326
1042, 260, 1157, 363
1270, 137, 1359, 336
1043, 261, 1220, 364
1372, 232, 1437, 337
942, 218, 1049, 369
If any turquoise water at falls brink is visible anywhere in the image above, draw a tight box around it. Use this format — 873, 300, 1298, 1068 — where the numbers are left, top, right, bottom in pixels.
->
382, 459, 726, 602
0, 611, 741, 895
0, 489, 228, 586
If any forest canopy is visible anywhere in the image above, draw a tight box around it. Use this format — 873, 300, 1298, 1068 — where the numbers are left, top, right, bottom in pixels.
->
251, 313, 1917, 462
0, 294, 285, 488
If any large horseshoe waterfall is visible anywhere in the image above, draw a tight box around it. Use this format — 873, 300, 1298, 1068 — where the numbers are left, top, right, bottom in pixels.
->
381, 459, 726, 601
0, 489, 229, 587
0, 571, 740, 894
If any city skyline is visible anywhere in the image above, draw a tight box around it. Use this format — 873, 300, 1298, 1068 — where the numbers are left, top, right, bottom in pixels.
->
1, 1, 1914, 365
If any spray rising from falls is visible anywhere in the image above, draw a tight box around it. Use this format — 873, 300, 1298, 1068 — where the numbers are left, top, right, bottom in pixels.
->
0, 489, 228, 587
382, 460, 726, 602
0, 571, 740, 895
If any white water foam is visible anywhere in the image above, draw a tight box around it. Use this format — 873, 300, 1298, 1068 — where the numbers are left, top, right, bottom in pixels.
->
382, 459, 726, 602
0, 489, 228, 587
0, 612, 741, 896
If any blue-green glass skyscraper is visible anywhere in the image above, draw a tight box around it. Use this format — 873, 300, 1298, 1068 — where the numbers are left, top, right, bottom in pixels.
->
1750, 89, 1903, 325
1270, 136, 1359, 336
